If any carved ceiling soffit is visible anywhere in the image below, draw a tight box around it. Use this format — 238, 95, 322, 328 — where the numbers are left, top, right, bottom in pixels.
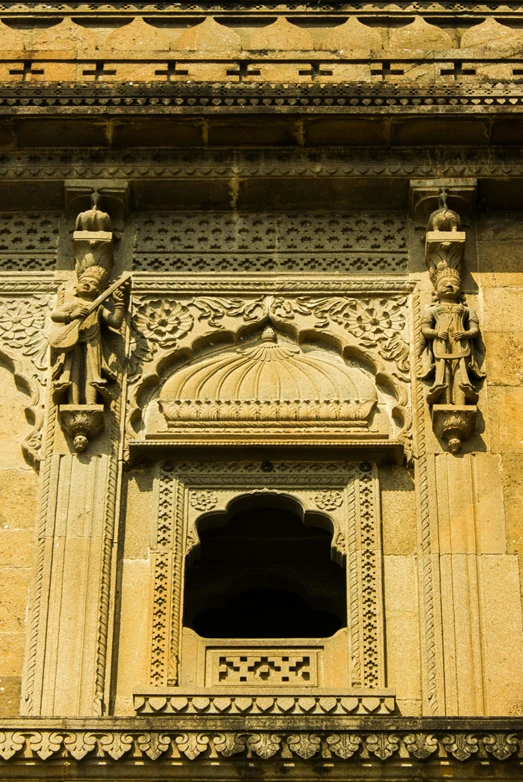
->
126, 294, 411, 456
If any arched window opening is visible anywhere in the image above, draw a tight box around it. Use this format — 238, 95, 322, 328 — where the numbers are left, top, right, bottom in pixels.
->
183, 497, 346, 639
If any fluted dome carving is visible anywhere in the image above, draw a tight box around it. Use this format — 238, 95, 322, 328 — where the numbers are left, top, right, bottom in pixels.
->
160, 328, 376, 425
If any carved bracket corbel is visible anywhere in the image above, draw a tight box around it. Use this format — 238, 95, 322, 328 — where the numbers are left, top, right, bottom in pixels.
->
410, 179, 484, 454
49, 189, 131, 452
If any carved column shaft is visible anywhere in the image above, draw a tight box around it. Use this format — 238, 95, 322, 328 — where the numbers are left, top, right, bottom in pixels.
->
23, 191, 129, 716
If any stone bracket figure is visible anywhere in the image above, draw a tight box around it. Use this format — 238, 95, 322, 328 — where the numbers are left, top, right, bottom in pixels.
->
418, 188, 485, 453
48, 196, 130, 452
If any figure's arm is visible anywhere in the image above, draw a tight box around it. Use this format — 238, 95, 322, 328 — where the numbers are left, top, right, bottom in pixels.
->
421, 309, 444, 340
454, 307, 480, 340
51, 301, 89, 323
102, 286, 127, 329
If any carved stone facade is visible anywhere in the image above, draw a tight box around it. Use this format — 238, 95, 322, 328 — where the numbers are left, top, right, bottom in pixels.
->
0, 3, 523, 781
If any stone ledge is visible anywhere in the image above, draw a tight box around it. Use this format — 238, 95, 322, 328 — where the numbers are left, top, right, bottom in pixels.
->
133, 691, 397, 716
0, 719, 522, 767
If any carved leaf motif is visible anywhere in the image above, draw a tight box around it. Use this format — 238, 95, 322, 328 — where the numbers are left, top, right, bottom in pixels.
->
0, 297, 49, 372
26, 730, 63, 760
213, 733, 247, 758
403, 732, 439, 760
175, 733, 209, 760
247, 733, 282, 759
326, 733, 361, 759
482, 733, 519, 761
191, 297, 266, 328
63, 731, 98, 760
441, 733, 479, 761
98, 732, 134, 760
0, 731, 25, 760
366, 733, 400, 760
136, 732, 171, 760
287, 733, 322, 759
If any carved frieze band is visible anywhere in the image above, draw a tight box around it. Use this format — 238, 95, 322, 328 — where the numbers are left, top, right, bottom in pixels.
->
135, 692, 395, 716
150, 464, 185, 688
0, 725, 520, 764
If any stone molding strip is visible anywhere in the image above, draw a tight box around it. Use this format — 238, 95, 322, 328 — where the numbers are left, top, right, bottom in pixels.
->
134, 692, 396, 716
0, 83, 522, 114
0, 719, 522, 764
0, 2, 522, 15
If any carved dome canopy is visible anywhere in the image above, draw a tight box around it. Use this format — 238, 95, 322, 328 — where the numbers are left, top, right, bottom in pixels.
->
159, 328, 377, 427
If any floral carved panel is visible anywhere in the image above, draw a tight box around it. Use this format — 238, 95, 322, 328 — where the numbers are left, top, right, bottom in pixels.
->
128, 293, 411, 452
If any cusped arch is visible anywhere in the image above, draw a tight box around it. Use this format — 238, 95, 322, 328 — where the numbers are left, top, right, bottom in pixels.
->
183, 491, 347, 639
186, 489, 343, 563
132, 320, 407, 447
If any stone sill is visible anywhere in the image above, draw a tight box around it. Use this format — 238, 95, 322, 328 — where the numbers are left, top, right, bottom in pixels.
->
133, 690, 397, 716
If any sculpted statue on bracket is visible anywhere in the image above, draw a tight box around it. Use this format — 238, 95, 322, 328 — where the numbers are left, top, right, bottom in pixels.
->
418, 189, 485, 453
48, 194, 130, 452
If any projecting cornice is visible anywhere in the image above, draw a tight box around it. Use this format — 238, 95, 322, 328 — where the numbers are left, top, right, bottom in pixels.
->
0, 717, 522, 779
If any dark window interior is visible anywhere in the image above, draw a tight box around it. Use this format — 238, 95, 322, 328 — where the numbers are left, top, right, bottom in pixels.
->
183, 499, 346, 639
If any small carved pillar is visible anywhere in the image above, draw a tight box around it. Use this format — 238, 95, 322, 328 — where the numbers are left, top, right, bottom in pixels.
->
23, 184, 130, 717
411, 180, 484, 453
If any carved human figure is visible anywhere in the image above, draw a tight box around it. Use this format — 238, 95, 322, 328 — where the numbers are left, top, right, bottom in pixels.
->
50, 267, 128, 405
419, 271, 484, 406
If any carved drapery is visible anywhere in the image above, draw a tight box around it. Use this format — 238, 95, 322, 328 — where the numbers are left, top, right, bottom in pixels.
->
148, 461, 386, 693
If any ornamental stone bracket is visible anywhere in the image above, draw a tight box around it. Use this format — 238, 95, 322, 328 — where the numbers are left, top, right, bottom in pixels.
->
410, 179, 484, 454
49, 193, 130, 452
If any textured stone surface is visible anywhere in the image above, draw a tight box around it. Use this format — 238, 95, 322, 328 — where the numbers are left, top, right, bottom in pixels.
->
0, 10, 521, 782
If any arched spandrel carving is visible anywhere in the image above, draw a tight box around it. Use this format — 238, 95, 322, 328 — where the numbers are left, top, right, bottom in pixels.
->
127, 294, 411, 459
185, 488, 346, 566
0, 294, 51, 467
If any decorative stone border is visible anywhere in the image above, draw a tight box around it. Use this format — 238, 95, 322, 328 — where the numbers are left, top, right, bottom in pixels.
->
133, 692, 396, 716
0, 82, 522, 113
0, 721, 522, 764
